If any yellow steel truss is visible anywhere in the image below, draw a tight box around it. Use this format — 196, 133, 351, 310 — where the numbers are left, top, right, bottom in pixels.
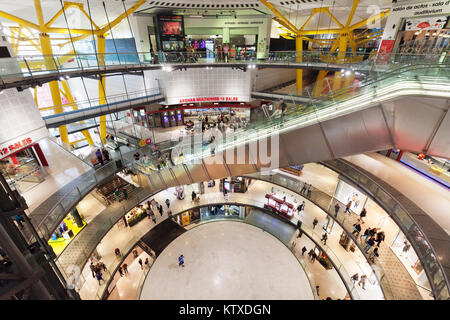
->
259, 0, 390, 97
0, 0, 146, 146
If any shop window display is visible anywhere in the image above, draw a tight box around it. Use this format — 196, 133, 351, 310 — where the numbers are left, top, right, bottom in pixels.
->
399, 152, 450, 188
48, 210, 86, 256
0, 148, 44, 193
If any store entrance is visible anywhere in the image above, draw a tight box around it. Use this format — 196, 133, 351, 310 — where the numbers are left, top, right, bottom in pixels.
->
0, 146, 45, 193
392, 16, 450, 62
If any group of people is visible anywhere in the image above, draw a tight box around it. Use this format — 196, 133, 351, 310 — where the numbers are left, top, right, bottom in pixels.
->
89, 261, 108, 284
271, 99, 288, 127
299, 181, 313, 198
95, 148, 111, 167
350, 273, 368, 290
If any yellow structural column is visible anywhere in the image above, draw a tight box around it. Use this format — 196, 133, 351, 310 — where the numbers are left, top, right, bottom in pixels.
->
97, 34, 107, 143
333, 34, 349, 92
295, 36, 303, 96
39, 33, 70, 144
34, 0, 69, 144
60, 81, 94, 146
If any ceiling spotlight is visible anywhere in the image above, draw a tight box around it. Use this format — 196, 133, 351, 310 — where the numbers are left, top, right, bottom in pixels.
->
64, 75, 70, 80
341, 69, 345, 73
59, 76, 64, 81
345, 70, 352, 76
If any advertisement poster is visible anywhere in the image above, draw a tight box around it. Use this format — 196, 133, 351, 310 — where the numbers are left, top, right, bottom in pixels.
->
158, 15, 184, 37
405, 16, 448, 31
376, 40, 395, 64
181, 211, 191, 226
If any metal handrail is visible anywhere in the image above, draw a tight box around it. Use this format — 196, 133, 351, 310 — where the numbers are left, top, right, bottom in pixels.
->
322, 159, 450, 300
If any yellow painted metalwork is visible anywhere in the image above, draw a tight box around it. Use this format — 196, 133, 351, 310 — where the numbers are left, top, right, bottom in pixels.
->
97, 35, 107, 143
60, 81, 94, 146
295, 36, 303, 95
69, 137, 88, 145
259, 0, 389, 99
34, 0, 69, 145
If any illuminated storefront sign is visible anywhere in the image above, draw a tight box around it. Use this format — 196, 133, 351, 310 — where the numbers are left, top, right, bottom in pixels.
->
179, 97, 239, 103
0, 137, 33, 157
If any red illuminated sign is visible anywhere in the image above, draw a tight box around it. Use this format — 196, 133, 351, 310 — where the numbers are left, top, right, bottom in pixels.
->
0, 137, 33, 157
179, 97, 239, 103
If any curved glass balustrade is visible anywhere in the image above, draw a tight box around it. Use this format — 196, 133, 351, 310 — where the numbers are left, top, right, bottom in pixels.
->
322, 159, 450, 301
0, 50, 449, 82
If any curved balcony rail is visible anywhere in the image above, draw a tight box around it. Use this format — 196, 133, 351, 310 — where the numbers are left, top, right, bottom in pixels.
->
97, 216, 323, 301
67, 198, 357, 301
322, 159, 450, 300
31, 63, 450, 249
1, 50, 449, 89
244, 173, 394, 300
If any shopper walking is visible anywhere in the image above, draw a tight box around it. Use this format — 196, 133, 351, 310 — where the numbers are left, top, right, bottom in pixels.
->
297, 201, 305, 213
312, 217, 318, 229
300, 182, 307, 195
89, 262, 96, 278
95, 149, 104, 166
364, 237, 376, 253
311, 252, 317, 263
192, 191, 197, 201
345, 201, 352, 214
301, 246, 307, 256
350, 273, 359, 285
145, 257, 149, 268
361, 227, 371, 242
358, 275, 368, 290
102, 148, 110, 162
352, 223, 362, 237
321, 233, 328, 245
308, 249, 314, 259
178, 254, 185, 267
95, 271, 103, 284
118, 266, 124, 277
165, 198, 170, 208
307, 184, 313, 198
122, 263, 128, 275
334, 203, 340, 218
375, 231, 385, 247
369, 247, 380, 263
158, 204, 163, 216
359, 207, 367, 222
315, 286, 320, 296
122, 188, 128, 200
138, 258, 143, 270
151, 213, 157, 224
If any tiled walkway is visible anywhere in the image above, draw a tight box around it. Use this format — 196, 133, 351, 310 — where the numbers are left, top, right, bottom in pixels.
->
63, 179, 384, 300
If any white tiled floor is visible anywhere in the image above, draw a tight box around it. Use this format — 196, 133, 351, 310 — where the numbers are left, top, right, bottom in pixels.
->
140, 221, 315, 300
74, 178, 383, 300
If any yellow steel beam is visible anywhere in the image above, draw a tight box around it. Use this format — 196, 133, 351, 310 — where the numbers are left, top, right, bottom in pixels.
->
259, 0, 299, 34
296, 36, 302, 96
97, 34, 107, 143
349, 9, 390, 31
354, 29, 383, 40
34, 0, 69, 145
345, 0, 360, 27
60, 80, 94, 146
69, 138, 88, 145
0, 11, 40, 30
97, 0, 146, 35
300, 9, 319, 31
321, 8, 344, 29
79, 7, 100, 30
273, 17, 298, 34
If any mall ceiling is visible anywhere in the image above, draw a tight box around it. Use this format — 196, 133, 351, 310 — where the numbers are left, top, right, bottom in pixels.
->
0, 0, 394, 29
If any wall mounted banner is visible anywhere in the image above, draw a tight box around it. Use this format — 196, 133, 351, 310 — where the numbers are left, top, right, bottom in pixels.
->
405, 16, 448, 30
